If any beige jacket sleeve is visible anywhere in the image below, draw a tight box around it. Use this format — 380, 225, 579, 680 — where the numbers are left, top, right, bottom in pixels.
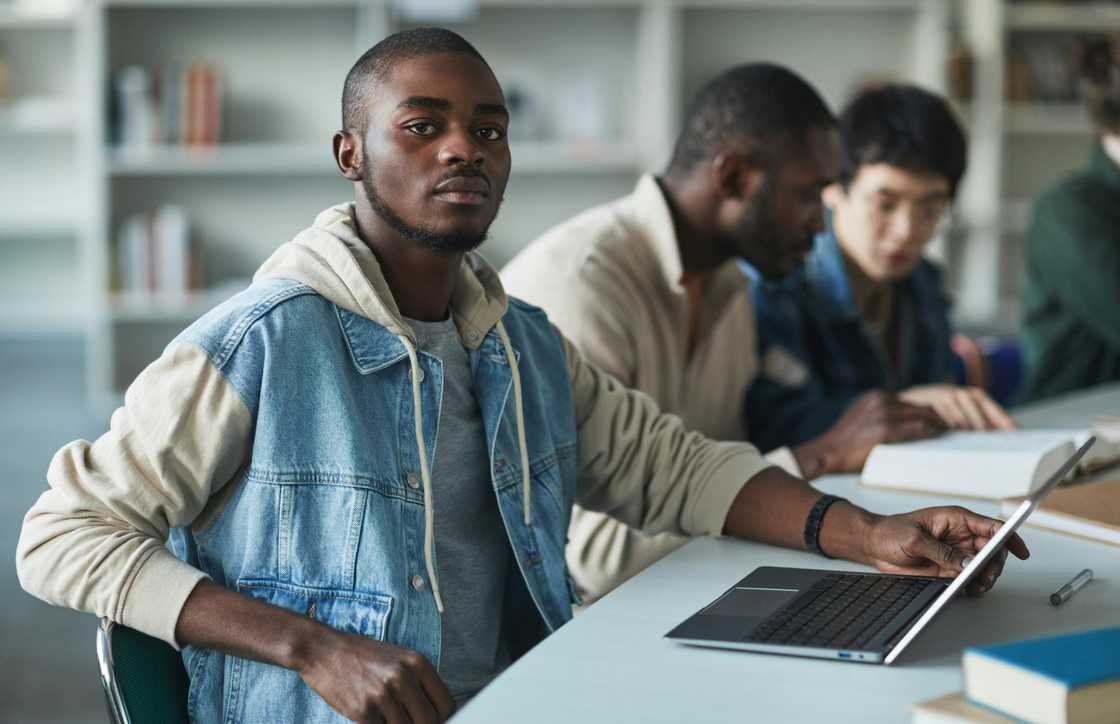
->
15, 343, 252, 647
561, 332, 773, 539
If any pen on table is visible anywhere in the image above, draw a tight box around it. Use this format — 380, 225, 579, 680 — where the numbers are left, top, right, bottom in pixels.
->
1049, 568, 1093, 606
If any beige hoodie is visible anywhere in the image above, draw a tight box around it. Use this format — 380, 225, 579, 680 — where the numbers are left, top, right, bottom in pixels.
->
16, 203, 774, 647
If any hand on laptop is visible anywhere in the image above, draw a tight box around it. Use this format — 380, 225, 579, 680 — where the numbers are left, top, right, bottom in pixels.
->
899, 384, 1017, 431
859, 506, 1031, 596
792, 390, 946, 477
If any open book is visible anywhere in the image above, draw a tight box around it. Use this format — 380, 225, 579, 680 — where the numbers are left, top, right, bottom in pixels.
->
860, 424, 1120, 500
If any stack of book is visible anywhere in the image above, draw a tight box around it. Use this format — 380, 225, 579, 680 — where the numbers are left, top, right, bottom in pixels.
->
913, 627, 1120, 723
114, 63, 223, 148
116, 206, 199, 296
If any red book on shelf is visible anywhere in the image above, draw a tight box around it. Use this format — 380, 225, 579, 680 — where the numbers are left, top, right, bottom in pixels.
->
187, 64, 222, 146
186, 64, 203, 146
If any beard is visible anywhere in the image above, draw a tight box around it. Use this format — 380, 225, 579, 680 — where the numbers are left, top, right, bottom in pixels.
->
360, 171, 492, 253
730, 174, 810, 281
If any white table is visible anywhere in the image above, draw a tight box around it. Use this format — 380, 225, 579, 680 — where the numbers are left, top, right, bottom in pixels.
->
456, 385, 1120, 723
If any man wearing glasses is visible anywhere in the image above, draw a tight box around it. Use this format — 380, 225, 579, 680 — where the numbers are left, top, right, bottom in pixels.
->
745, 84, 1015, 456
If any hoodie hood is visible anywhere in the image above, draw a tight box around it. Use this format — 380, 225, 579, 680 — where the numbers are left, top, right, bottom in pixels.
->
254, 202, 508, 348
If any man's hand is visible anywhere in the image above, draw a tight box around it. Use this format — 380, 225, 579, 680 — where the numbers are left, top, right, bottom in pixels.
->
175, 580, 455, 724
793, 390, 946, 477
296, 628, 455, 724
900, 384, 1017, 431
857, 506, 1030, 596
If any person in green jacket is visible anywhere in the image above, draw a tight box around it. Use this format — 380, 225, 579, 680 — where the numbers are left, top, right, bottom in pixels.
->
1021, 38, 1120, 402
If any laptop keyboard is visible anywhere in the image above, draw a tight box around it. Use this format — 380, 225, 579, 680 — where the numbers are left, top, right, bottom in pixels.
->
744, 574, 934, 651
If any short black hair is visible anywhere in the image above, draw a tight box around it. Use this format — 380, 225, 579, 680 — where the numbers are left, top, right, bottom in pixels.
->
1078, 36, 1120, 135
341, 27, 488, 133
837, 84, 967, 197
667, 63, 836, 175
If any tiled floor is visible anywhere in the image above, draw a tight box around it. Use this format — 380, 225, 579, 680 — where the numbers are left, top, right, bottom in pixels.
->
1, 338, 106, 723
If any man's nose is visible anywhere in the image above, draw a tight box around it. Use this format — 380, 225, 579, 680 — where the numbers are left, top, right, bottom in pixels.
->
889, 209, 915, 243
437, 128, 484, 167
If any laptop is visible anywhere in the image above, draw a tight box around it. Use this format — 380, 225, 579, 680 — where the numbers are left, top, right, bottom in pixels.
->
665, 437, 1096, 665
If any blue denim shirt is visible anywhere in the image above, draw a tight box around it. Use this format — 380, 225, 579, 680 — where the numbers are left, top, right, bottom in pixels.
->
167, 278, 579, 723
743, 224, 954, 452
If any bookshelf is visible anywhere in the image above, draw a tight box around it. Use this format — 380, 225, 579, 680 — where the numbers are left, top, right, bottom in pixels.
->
0, 0, 90, 340
1005, 103, 1092, 136
0, 4, 78, 28
952, 0, 1110, 334
2, 0, 949, 408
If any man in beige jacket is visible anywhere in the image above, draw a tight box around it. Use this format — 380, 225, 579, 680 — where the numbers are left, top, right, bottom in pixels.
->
19, 33, 1022, 724
503, 64, 948, 604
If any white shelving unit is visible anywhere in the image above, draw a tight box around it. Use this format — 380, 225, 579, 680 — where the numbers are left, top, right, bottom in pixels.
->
1005, 103, 1092, 136
0, 0, 92, 340
954, 0, 1113, 333
2, 0, 947, 408
0, 4, 78, 28
107, 143, 339, 176
1005, 1, 1120, 31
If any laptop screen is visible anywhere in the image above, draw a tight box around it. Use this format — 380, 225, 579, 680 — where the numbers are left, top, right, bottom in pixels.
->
883, 436, 1096, 664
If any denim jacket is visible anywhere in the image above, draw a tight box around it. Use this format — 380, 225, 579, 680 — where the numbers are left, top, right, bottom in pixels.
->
743, 223, 953, 452
17, 204, 769, 723
169, 279, 578, 722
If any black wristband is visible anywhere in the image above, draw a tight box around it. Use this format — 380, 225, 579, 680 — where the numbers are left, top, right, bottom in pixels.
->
803, 494, 846, 559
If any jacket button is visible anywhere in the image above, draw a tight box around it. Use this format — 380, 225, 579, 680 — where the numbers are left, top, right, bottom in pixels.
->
411, 574, 426, 591
409, 368, 425, 383
406, 472, 420, 489
467, 329, 480, 342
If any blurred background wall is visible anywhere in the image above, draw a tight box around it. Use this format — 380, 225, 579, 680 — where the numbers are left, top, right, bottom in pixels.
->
0, 0, 1114, 720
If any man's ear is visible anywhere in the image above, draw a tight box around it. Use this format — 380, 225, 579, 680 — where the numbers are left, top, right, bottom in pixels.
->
710, 149, 766, 201
333, 130, 364, 182
821, 182, 845, 211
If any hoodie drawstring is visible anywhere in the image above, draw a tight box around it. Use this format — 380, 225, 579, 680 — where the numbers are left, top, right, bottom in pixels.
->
400, 323, 531, 616
400, 336, 445, 614
497, 321, 532, 526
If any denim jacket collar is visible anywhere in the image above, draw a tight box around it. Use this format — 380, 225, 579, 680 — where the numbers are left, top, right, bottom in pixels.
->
803, 219, 863, 322
336, 308, 409, 374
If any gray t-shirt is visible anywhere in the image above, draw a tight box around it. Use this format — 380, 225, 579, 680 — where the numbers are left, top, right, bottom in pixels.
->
405, 315, 512, 704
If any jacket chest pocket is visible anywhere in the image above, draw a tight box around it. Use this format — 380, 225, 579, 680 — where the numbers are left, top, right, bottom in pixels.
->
218, 580, 394, 724
259, 475, 413, 591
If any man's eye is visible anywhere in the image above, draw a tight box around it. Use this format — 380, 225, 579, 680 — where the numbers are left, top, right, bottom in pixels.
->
918, 203, 946, 224
477, 127, 504, 141
406, 122, 436, 136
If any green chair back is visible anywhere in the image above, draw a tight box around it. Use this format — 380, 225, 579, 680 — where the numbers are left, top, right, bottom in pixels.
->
97, 618, 190, 724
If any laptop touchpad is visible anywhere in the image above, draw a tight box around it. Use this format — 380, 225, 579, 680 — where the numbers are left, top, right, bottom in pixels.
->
704, 587, 798, 617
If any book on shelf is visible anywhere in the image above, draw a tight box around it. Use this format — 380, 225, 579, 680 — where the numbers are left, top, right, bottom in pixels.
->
114, 63, 223, 149
963, 627, 1120, 724
115, 66, 156, 149
1000, 478, 1120, 546
911, 692, 1013, 724
185, 63, 222, 147
860, 424, 1120, 500
116, 206, 199, 297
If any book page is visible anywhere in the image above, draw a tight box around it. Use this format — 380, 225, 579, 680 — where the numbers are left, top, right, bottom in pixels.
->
875, 429, 1080, 453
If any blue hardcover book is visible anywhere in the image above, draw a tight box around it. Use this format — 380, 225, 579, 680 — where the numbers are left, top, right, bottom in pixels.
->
963, 627, 1120, 724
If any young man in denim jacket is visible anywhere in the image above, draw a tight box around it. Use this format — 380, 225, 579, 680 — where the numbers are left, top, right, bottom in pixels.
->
18, 32, 1025, 724
746, 85, 1015, 455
